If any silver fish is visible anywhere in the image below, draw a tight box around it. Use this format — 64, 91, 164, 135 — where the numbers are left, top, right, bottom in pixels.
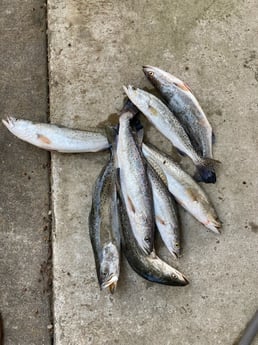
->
143, 65, 213, 158
124, 86, 218, 184
2, 117, 110, 152
89, 159, 120, 293
117, 194, 188, 286
142, 143, 221, 234
116, 111, 154, 255
147, 164, 181, 258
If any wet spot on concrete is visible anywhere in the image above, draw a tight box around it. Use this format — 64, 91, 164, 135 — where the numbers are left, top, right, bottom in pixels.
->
216, 109, 223, 116
255, 70, 258, 82
142, 86, 161, 98
96, 113, 119, 127
243, 50, 258, 82
249, 222, 258, 233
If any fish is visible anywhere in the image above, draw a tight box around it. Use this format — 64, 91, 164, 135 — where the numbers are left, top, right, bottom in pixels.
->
147, 163, 181, 258
142, 143, 222, 234
116, 111, 154, 255
124, 85, 218, 184
2, 117, 110, 153
117, 193, 188, 286
143, 65, 218, 178
89, 159, 120, 293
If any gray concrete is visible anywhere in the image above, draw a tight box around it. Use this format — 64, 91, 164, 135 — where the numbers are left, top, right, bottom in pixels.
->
0, 1, 51, 344
48, 1, 258, 344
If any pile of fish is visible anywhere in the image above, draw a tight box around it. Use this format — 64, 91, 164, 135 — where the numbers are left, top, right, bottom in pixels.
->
2, 66, 221, 293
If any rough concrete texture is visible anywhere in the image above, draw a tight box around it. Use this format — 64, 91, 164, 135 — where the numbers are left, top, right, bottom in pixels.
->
0, 1, 51, 344
48, 1, 258, 344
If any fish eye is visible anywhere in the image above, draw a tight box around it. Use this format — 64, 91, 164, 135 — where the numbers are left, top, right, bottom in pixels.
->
148, 71, 154, 77
175, 243, 179, 247
144, 236, 151, 243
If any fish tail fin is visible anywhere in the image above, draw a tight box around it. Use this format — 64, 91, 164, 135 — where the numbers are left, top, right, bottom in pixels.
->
104, 126, 119, 169
2, 116, 16, 130
105, 125, 118, 145
195, 158, 221, 184
120, 96, 139, 116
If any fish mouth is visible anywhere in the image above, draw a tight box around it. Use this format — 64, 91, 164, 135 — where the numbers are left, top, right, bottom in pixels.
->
171, 251, 179, 260
101, 274, 118, 293
2, 116, 16, 129
181, 275, 189, 286
123, 85, 138, 104
142, 65, 155, 70
123, 85, 137, 94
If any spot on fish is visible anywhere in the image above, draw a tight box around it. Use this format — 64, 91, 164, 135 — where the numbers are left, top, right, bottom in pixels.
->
127, 196, 136, 213
156, 215, 166, 225
249, 222, 258, 233
186, 188, 198, 201
37, 134, 51, 145
148, 104, 158, 116
174, 82, 192, 93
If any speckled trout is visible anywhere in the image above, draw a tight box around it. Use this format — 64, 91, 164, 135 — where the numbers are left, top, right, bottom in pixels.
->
2, 117, 110, 152
124, 85, 218, 184
143, 65, 218, 179
142, 143, 221, 234
118, 194, 188, 286
147, 164, 181, 258
89, 159, 120, 293
116, 111, 154, 255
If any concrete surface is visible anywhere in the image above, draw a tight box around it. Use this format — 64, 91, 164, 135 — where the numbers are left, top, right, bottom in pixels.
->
48, 1, 258, 344
0, 1, 51, 344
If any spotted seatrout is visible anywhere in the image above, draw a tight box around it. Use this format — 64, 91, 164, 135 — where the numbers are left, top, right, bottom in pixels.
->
143, 65, 218, 182
2, 117, 110, 152
147, 164, 181, 258
118, 194, 188, 286
142, 143, 221, 234
116, 111, 154, 255
89, 159, 120, 293
124, 85, 218, 184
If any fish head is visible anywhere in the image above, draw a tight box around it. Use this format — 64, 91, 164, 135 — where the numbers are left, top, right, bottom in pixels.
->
149, 254, 189, 286
142, 65, 173, 91
99, 243, 120, 294
2, 116, 33, 138
123, 85, 155, 115
143, 65, 191, 98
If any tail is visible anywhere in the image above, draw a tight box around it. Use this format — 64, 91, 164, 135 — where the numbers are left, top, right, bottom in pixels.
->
105, 125, 118, 146
119, 97, 139, 116
194, 158, 221, 184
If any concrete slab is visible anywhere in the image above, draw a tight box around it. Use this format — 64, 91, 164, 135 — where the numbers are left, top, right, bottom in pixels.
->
0, 1, 51, 344
48, 1, 258, 344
